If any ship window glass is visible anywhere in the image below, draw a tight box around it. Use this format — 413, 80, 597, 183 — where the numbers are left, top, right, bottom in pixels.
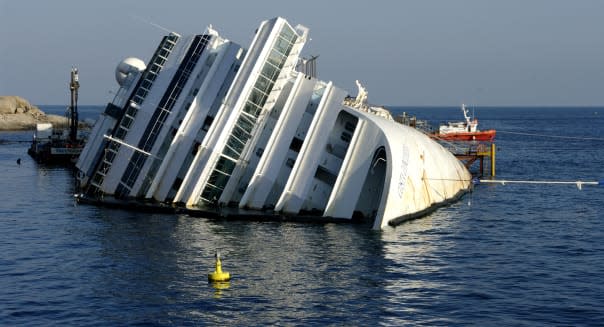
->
280, 25, 296, 43
274, 37, 293, 55
158, 109, 169, 122
172, 178, 183, 191
239, 110, 257, 124
243, 102, 262, 117
226, 135, 245, 152
202, 116, 214, 131
200, 185, 222, 204
289, 137, 303, 152
121, 116, 134, 129
344, 121, 356, 132
214, 157, 236, 175
232, 124, 251, 139
256, 74, 275, 93
249, 89, 268, 107
132, 95, 144, 105
115, 183, 131, 198
207, 170, 230, 190
146, 73, 157, 82
314, 166, 337, 186
105, 150, 116, 162
136, 89, 149, 99
340, 132, 352, 143
150, 63, 161, 73
228, 130, 248, 148
126, 105, 137, 117
108, 141, 120, 152
236, 116, 254, 134
286, 158, 295, 168
223, 145, 240, 160
141, 79, 152, 90
114, 127, 127, 140
92, 173, 104, 185
167, 34, 179, 43
191, 142, 200, 155
122, 165, 136, 186
260, 63, 279, 83
267, 49, 286, 69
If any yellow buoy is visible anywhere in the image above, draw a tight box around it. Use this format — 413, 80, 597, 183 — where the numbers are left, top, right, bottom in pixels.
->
208, 251, 230, 282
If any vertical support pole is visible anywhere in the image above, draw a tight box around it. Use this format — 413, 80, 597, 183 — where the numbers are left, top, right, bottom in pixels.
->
490, 143, 496, 176
69, 68, 80, 143
479, 156, 484, 177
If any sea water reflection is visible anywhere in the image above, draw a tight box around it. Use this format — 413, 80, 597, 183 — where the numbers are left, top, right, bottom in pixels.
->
4, 105, 604, 325
63, 192, 475, 325
380, 207, 466, 325
84, 210, 397, 324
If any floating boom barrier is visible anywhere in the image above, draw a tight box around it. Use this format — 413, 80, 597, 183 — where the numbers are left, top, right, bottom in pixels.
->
476, 179, 604, 190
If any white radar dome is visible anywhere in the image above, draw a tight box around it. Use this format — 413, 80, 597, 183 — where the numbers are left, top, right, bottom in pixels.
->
115, 57, 146, 86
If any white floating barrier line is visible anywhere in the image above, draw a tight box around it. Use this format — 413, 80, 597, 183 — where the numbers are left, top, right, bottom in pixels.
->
497, 131, 604, 141
476, 179, 604, 190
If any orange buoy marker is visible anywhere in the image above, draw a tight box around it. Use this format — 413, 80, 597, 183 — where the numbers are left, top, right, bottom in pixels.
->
208, 251, 230, 282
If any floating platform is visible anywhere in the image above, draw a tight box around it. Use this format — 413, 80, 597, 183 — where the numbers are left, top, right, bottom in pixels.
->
28, 123, 84, 164
448, 142, 496, 177
394, 112, 496, 177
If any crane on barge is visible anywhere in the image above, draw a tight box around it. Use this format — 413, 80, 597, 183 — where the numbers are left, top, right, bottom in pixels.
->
68, 68, 80, 144
28, 68, 85, 164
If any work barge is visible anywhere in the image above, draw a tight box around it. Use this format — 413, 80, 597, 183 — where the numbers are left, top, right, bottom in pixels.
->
28, 68, 85, 164
75, 17, 474, 229
395, 111, 497, 178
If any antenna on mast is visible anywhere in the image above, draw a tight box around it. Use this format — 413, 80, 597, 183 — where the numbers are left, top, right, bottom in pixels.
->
69, 67, 79, 143
130, 14, 176, 34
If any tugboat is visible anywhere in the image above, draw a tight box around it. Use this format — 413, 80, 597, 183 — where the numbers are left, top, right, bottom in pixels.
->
28, 68, 85, 164
435, 104, 496, 142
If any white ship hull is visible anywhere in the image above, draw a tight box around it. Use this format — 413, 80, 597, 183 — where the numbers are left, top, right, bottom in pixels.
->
76, 17, 471, 229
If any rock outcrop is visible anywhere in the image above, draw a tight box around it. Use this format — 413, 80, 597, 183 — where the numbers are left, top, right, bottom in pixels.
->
0, 96, 74, 131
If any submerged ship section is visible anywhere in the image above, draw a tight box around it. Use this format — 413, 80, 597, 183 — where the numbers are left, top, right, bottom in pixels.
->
76, 17, 471, 229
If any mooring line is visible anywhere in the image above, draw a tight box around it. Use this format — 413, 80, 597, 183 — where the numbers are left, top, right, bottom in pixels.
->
476, 179, 603, 190
497, 130, 604, 141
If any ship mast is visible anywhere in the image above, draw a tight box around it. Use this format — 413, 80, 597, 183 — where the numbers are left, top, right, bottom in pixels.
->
69, 68, 80, 143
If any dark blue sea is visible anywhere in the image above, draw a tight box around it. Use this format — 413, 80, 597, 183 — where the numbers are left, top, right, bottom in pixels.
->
1, 105, 603, 326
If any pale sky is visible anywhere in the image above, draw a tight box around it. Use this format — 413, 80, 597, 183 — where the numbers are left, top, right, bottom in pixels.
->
1, 0, 603, 106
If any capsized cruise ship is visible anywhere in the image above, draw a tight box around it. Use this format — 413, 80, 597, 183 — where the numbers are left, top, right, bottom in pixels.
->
75, 17, 471, 229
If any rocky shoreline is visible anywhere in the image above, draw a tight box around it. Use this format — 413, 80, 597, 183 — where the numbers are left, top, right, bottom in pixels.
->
0, 95, 79, 131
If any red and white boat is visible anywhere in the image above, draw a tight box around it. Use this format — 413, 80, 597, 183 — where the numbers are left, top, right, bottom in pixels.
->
435, 104, 496, 142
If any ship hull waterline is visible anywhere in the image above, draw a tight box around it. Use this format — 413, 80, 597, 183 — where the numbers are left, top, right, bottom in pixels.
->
74, 187, 471, 227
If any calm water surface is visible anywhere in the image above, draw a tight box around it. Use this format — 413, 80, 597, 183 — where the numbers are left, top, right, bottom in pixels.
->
1, 106, 603, 326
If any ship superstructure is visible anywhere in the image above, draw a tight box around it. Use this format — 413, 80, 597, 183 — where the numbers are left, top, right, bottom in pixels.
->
76, 17, 471, 229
